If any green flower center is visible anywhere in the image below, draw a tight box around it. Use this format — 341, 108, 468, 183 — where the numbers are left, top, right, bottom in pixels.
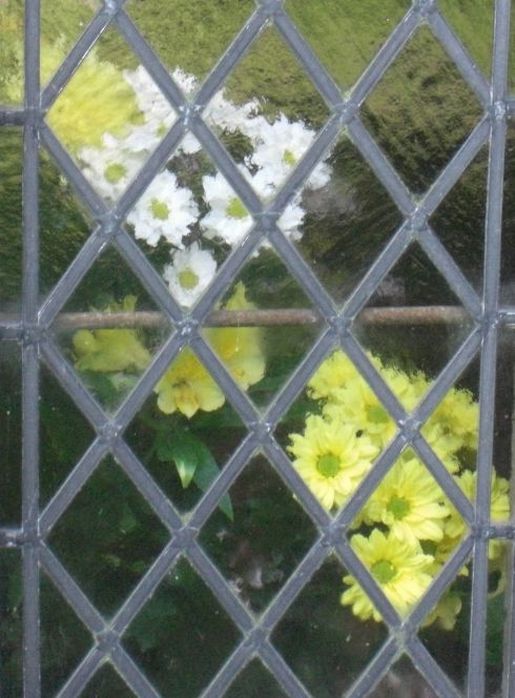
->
178, 268, 199, 290
371, 559, 396, 584
151, 198, 170, 220
387, 495, 410, 520
316, 453, 341, 478
282, 149, 297, 167
104, 162, 127, 184
226, 197, 248, 220
366, 404, 390, 424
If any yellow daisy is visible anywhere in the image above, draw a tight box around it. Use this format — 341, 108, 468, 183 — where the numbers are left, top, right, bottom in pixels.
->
422, 591, 462, 631
424, 387, 479, 453
307, 350, 359, 401
341, 529, 434, 622
363, 457, 450, 544
288, 415, 378, 511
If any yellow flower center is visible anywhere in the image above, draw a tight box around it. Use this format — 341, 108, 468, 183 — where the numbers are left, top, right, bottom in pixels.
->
387, 495, 410, 520
371, 559, 396, 584
366, 404, 390, 424
104, 162, 127, 183
316, 453, 341, 478
282, 149, 297, 166
226, 197, 248, 220
178, 268, 199, 290
151, 199, 170, 220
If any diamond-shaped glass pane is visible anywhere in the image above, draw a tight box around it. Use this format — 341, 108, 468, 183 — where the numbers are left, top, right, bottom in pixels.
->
45, 27, 176, 201
41, 0, 101, 89
347, 446, 468, 621
40, 145, 94, 301
123, 558, 241, 697
202, 246, 324, 409
430, 147, 488, 295
225, 660, 287, 698
0, 550, 22, 698
361, 25, 483, 193
199, 454, 317, 613
353, 242, 474, 410
293, 132, 403, 305
81, 664, 135, 697
48, 456, 170, 615
272, 557, 388, 696
126, 349, 247, 513
285, 0, 410, 89
0, 341, 21, 527
126, 0, 254, 86
40, 572, 92, 696
52, 245, 172, 412
0, 2, 23, 106
40, 365, 96, 507
502, 123, 515, 303
0, 127, 23, 315
206, 23, 331, 198
368, 656, 435, 697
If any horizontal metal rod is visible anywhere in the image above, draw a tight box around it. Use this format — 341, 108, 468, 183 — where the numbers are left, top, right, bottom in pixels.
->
0, 305, 475, 332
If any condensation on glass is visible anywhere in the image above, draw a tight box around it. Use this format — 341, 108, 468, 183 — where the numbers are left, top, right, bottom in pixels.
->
0, 0, 514, 696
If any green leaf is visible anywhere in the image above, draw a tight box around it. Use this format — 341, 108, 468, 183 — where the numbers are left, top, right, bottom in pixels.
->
155, 428, 199, 489
192, 442, 233, 521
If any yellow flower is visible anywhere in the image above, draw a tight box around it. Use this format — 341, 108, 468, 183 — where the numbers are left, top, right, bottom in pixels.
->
422, 591, 462, 631
206, 282, 265, 391
154, 348, 224, 418
307, 350, 359, 401
155, 283, 265, 418
73, 296, 151, 373
288, 415, 378, 511
45, 42, 142, 154
341, 529, 434, 622
363, 457, 450, 544
424, 387, 479, 453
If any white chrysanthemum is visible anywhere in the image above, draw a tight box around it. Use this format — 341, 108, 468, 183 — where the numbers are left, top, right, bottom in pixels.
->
201, 172, 253, 246
127, 170, 199, 247
163, 242, 217, 307
172, 67, 198, 97
278, 196, 305, 242
78, 134, 144, 200
205, 90, 260, 133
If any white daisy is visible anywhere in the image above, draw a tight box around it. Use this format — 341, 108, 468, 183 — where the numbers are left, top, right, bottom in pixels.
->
278, 196, 305, 242
163, 242, 217, 307
201, 171, 253, 246
78, 134, 144, 200
127, 170, 199, 247
205, 89, 260, 134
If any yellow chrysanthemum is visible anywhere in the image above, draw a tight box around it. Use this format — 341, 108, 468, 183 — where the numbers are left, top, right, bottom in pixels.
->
341, 529, 434, 622
380, 365, 427, 412
288, 415, 378, 511
307, 350, 358, 401
206, 282, 265, 391
45, 42, 142, 154
73, 296, 151, 374
363, 457, 450, 544
421, 421, 462, 474
422, 591, 462, 631
323, 378, 397, 451
155, 283, 265, 419
154, 348, 224, 418
424, 387, 479, 453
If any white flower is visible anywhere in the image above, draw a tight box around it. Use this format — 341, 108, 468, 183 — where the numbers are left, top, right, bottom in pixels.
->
205, 90, 260, 133
124, 66, 174, 123
201, 171, 253, 246
278, 196, 305, 242
127, 170, 199, 247
78, 135, 145, 200
172, 67, 198, 97
306, 161, 332, 190
163, 242, 217, 307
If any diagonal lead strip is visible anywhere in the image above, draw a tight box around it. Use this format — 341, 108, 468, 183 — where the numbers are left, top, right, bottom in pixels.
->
407, 635, 462, 698
346, 636, 400, 698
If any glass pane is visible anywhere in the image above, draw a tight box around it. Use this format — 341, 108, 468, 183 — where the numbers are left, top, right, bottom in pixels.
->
0, 550, 22, 698
124, 559, 241, 698
361, 25, 483, 193
225, 660, 287, 698
273, 557, 388, 696
438, 0, 494, 79
0, 342, 22, 526
0, 127, 23, 315
0, 1, 24, 106
502, 123, 515, 303
368, 656, 435, 697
